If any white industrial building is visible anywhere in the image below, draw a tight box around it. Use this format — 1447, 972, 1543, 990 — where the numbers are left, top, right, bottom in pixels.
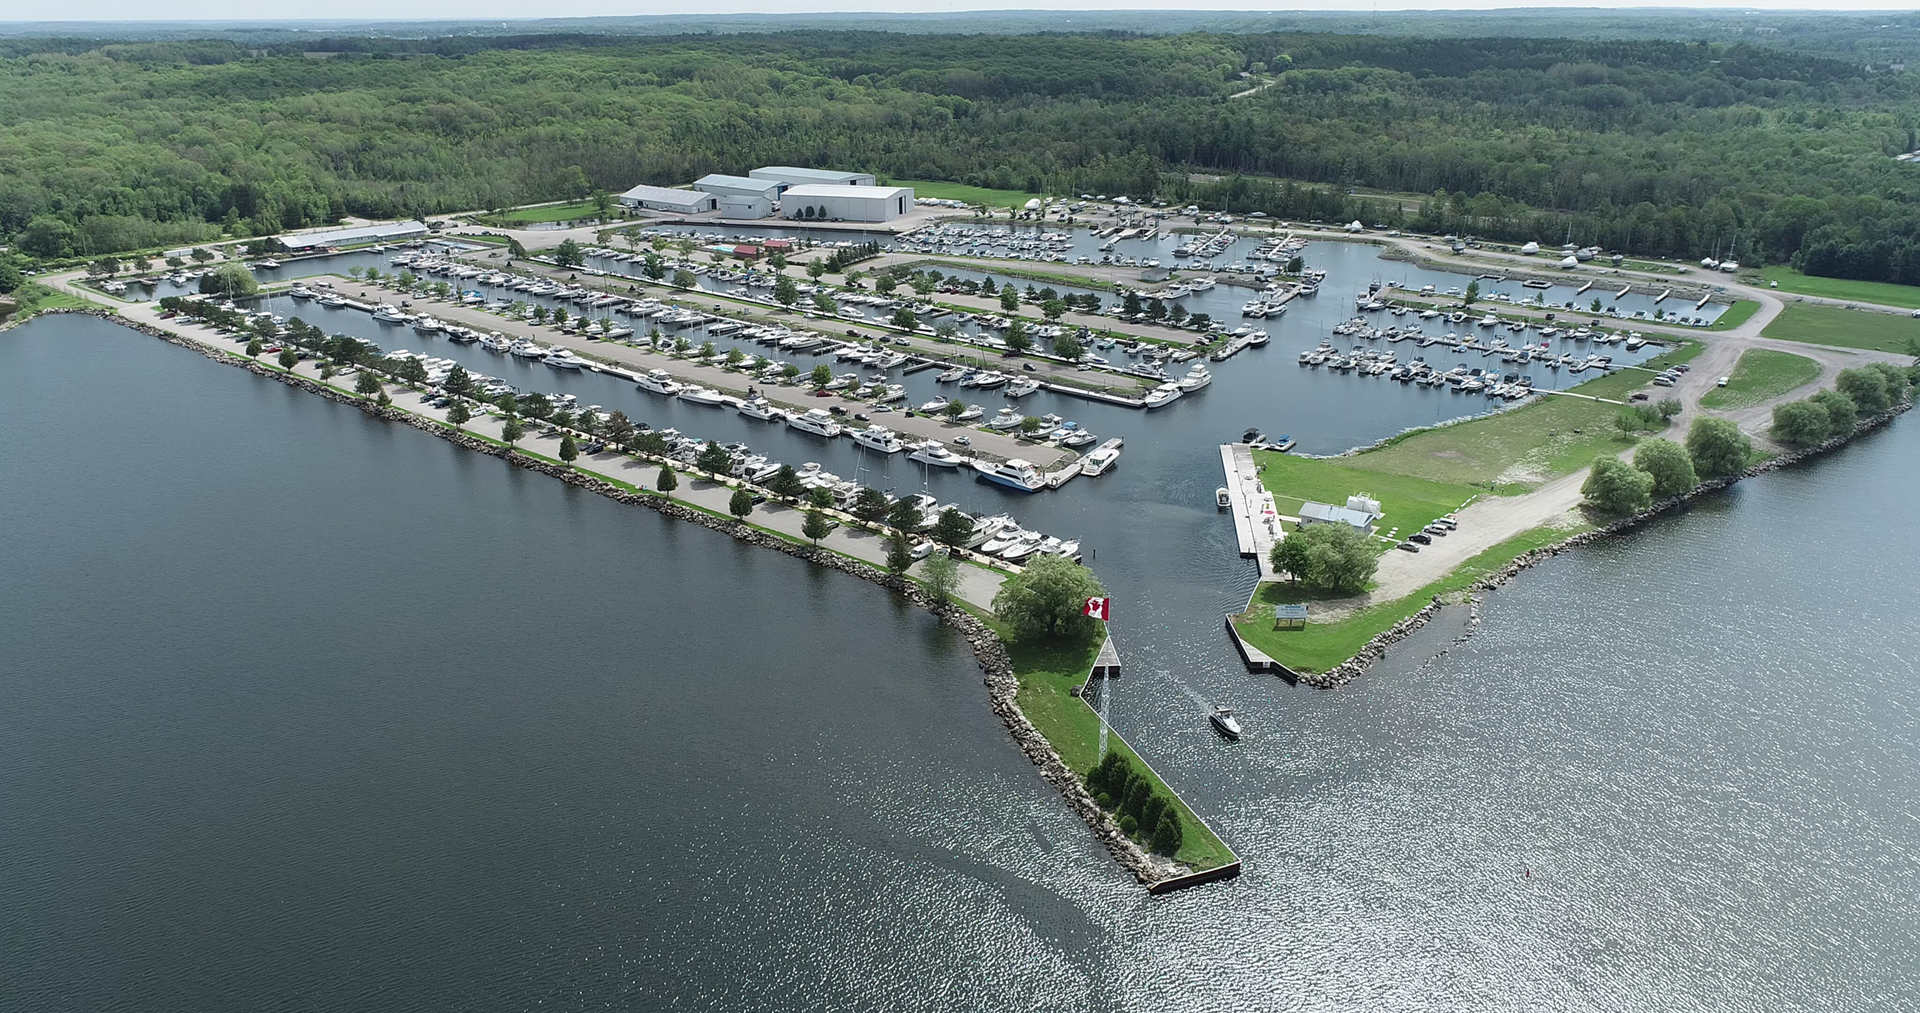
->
280, 220, 428, 251
718, 195, 774, 220
692, 174, 783, 201
618, 184, 717, 214
780, 184, 915, 223
749, 166, 877, 192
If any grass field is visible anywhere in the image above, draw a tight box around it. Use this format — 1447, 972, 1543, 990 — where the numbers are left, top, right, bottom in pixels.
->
1761, 266, 1920, 310
1699, 349, 1825, 410
1705, 299, 1761, 331
1252, 451, 1480, 539
495, 201, 604, 224
1329, 341, 1701, 491
890, 179, 1040, 210
4, 283, 99, 319
1233, 523, 1587, 673
1001, 630, 1237, 872
1761, 303, 1920, 354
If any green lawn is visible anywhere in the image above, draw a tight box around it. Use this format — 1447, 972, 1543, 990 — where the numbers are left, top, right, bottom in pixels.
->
1331, 342, 1700, 491
4, 282, 100, 318
1762, 303, 1920, 354
1761, 266, 1920, 310
496, 201, 604, 224
1705, 299, 1761, 331
889, 179, 1040, 210
1233, 524, 1588, 674
1699, 348, 1825, 409
1000, 629, 1237, 873
1252, 450, 1480, 539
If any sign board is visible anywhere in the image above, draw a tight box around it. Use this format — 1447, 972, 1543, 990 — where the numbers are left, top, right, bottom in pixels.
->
1273, 603, 1309, 631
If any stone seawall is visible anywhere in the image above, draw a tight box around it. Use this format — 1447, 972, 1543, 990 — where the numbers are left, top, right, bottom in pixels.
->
1297, 398, 1914, 689
38, 308, 1188, 891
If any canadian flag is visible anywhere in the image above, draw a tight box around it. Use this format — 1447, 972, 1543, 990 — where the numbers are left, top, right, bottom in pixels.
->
1083, 596, 1112, 622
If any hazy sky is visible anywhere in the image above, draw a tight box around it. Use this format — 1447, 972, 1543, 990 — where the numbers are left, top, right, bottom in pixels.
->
9, 2, 1918, 23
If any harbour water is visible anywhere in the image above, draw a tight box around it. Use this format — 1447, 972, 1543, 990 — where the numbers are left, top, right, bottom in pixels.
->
4, 313, 1914, 1010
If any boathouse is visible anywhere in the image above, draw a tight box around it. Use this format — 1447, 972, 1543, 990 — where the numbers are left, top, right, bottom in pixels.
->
749, 166, 878, 192
617, 184, 717, 214
780, 184, 915, 223
1298, 501, 1379, 534
692, 174, 783, 202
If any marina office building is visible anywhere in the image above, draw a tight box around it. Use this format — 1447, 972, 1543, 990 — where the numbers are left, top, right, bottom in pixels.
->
780, 184, 916, 223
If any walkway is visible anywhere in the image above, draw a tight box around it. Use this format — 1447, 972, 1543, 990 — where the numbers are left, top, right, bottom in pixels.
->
1219, 443, 1281, 580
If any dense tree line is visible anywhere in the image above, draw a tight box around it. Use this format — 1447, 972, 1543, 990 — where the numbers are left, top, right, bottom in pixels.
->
8, 31, 1920, 282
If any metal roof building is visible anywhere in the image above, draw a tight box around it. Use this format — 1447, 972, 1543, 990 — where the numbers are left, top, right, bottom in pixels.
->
1298, 501, 1379, 533
692, 174, 783, 201
618, 184, 717, 214
749, 166, 878, 191
780, 184, 916, 223
279, 221, 428, 251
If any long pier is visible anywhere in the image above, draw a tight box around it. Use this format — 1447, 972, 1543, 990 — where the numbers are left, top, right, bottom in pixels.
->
1219, 443, 1281, 580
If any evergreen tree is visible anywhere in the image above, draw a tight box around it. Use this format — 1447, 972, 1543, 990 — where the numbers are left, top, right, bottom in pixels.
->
729, 487, 754, 520
802, 509, 832, 545
559, 433, 579, 467
657, 465, 678, 499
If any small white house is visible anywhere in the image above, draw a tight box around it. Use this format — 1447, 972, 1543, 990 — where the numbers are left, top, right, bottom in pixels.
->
1298, 500, 1379, 534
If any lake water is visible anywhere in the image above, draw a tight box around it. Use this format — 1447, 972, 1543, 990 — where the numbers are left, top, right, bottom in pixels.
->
3, 314, 1913, 1010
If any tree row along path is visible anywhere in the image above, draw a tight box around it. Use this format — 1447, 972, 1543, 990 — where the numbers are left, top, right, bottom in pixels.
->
262, 273, 1079, 471
55, 295, 1011, 610
480, 249, 1154, 399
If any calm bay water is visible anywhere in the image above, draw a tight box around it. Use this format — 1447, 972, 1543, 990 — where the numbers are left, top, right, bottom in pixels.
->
3, 314, 1915, 1011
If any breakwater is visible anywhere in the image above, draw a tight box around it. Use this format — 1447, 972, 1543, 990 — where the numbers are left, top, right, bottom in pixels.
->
32, 306, 1217, 892
1240, 397, 1915, 689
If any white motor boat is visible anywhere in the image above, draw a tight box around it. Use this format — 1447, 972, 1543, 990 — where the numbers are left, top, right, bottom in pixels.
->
907, 441, 966, 468
1143, 382, 1184, 408
412, 315, 444, 334
1005, 379, 1041, 398
973, 458, 1045, 492
371, 303, 411, 323
850, 425, 905, 453
953, 404, 985, 422
1209, 706, 1243, 740
1080, 446, 1121, 475
1178, 365, 1213, 392
737, 397, 784, 420
543, 350, 586, 370
787, 408, 843, 438
677, 386, 725, 406
918, 396, 952, 414
287, 283, 314, 300
986, 409, 1025, 431
509, 339, 545, 359
635, 369, 681, 394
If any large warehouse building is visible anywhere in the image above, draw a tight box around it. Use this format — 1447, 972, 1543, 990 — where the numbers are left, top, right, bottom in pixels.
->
280, 220, 428, 251
749, 166, 878, 192
618, 184, 717, 214
692, 174, 783, 201
780, 184, 915, 223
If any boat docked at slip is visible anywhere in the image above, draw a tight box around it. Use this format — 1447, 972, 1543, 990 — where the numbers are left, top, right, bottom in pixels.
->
1143, 382, 1184, 409
907, 440, 966, 468
787, 408, 843, 438
288, 283, 315, 300
986, 408, 1026, 430
543, 350, 587, 370
1080, 444, 1121, 476
371, 303, 411, 323
635, 369, 681, 394
677, 386, 725, 406
412, 315, 444, 334
1178, 364, 1213, 392
737, 397, 784, 421
973, 458, 1045, 492
917, 396, 952, 414
936, 367, 968, 383
509, 339, 546, 359
479, 333, 512, 353
850, 425, 904, 453
952, 404, 985, 422
1005, 378, 1042, 398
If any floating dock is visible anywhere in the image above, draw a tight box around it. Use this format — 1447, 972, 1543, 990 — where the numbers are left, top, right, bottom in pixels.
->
1694, 293, 1713, 310
1615, 285, 1632, 299
1654, 289, 1672, 303
1575, 281, 1594, 295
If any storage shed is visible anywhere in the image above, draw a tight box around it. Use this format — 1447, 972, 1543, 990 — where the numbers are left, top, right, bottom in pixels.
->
617, 185, 717, 214
780, 185, 915, 223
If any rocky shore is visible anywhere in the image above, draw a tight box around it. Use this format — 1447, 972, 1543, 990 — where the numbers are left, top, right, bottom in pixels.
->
46, 307, 1185, 890
1296, 397, 1914, 689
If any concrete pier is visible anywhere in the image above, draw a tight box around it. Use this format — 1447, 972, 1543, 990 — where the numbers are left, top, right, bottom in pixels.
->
1219, 443, 1281, 580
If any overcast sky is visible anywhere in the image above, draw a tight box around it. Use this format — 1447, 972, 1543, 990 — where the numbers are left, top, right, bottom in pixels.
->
8, 2, 1917, 24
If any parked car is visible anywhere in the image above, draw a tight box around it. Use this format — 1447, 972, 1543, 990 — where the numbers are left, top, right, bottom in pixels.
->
1396, 541, 1420, 553
1410, 532, 1433, 545
1717, 376, 1730, 387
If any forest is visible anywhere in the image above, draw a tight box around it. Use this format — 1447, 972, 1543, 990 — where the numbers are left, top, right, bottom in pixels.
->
5, 29, 1920, 283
